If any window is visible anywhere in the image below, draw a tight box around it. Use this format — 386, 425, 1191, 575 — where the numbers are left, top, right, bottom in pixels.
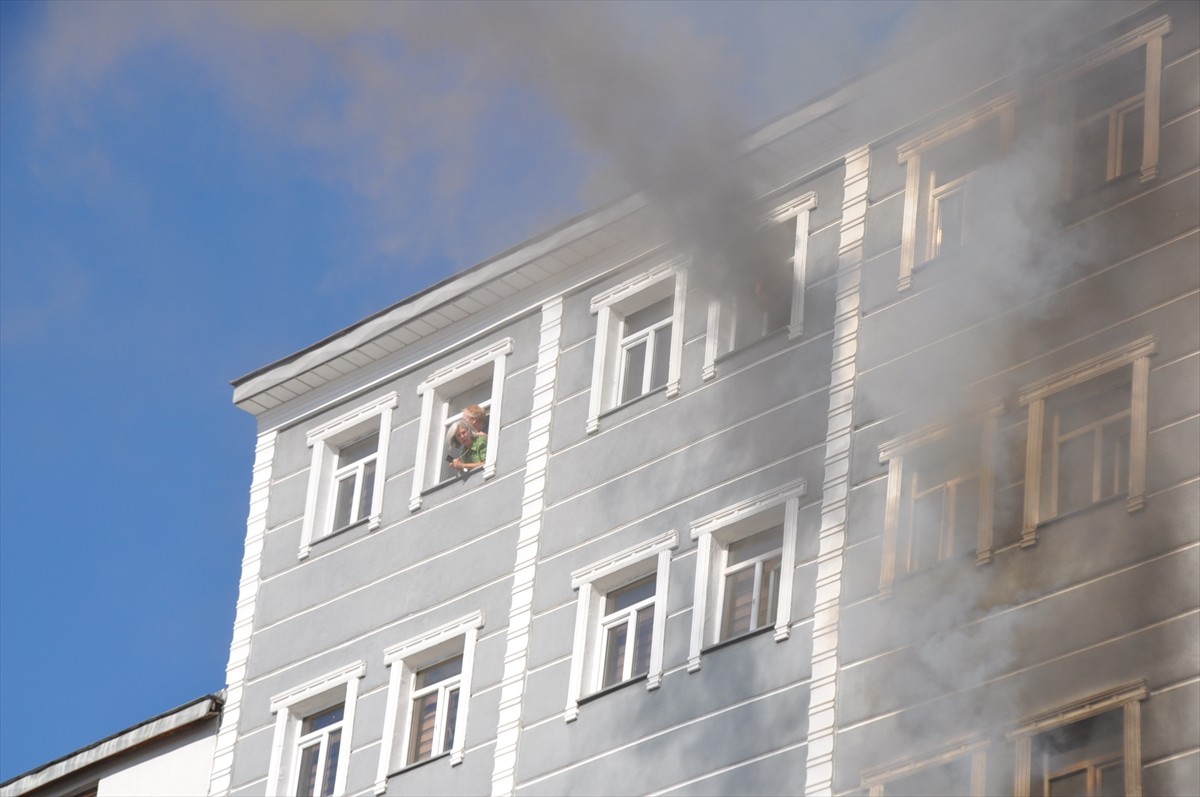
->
896, 94, 1015, 290
878, 406, 1000, 595
410, 338, 512, 510
565, 531, 676, 720
864, 741, 987, 797
1041, 15, 1169, 194
688, 480, 804, 672
301, 394, 397, 559
375, 612, 482, 793
703, 193, 816, 378
587, 261, 686, 433
1018, 337, 1154, 546
266, 661, 365, 797
1010, 681, 1147, 797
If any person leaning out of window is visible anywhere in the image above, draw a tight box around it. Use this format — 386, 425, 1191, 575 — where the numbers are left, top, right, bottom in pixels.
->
450, 420, 487, 473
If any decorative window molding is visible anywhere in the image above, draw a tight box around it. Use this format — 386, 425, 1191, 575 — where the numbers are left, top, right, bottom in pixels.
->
587, 260, 687, 434
1040, 15, 1170, 188
565, 530, 677, 721
1018, 337, 1155, 546
300, 393, 398, 559
703, 193, 818, 380
862, 737, 988, 797
374, 612, 484, 793
896, 93, 1017, 291
410, 338, 513, 511
266, 661, 366, 797
877, 404, 1002, 597
688, 479, 805, 672
1009, 680, 1148, 797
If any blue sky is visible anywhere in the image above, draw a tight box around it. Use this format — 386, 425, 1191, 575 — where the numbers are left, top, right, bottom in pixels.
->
0, 0, 918, 780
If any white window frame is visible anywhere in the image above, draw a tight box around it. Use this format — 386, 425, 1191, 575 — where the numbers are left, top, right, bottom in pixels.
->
863, 738, 988, 797
266, 661, 366, 797
1009, 680, 1148, 797
687, 479, 805, 672
565, 530, 677, 721
374, 612, 483, 794
703, 193, 817, 380
896, 93, 1016, 291
1039, 15, 1170, 190
1018, 337, 1155, 547
410, 338, 512, 510
877, 404, 1001, 597
301, 393, 398, 559
587, 260, 687, 434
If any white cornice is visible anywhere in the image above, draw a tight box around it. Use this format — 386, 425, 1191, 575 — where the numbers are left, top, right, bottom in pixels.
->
1018, 337, 1157, 405
570, 530, 678, 589
690, 479, 806, 539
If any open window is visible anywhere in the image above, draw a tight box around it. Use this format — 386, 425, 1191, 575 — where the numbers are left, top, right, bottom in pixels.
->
703, 194, 816, 378
587, 260, 686, 434
1018, 337, 1154, 546
863, 740, 987, 797
688, 480, 804, 672
410, 339, 512, 510
1040, 15, 1170, 195
1010, 681, 1147, 797
300, 393, 397, 559
565, 531, 676, 720
375, 613, 482, 792
896, 94, 1016, 290
266, 662, 365, 797
877, 406, 1000, 596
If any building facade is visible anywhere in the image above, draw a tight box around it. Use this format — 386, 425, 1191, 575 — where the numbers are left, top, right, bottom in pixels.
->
211, 3, 1200, 795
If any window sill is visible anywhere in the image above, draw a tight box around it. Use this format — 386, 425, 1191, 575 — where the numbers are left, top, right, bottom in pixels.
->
387, 751, 451, 779
701, 623, 776, 656
577, 673, 649, 706
602, 385, 668, 419
420, 468, 484, 497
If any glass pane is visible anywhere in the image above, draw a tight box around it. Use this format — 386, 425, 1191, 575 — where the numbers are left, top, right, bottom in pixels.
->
1048, 768, 1088, 797
602, 622, 628, 688
952, 475, 981, 558
357, 459, 376, 522
911, 486, 945, 571
650, 326, 671, 390
416, 655, 463, 689
727, 526, 783, 565
1073, 116, 1109, 195
934, 188, 965, 256
624, 297, 672, 334
1100, 421, 1129, 501
443, 687, 460, 753
606, 575, 655, 613
302, 704, 345, 733
337, 432, 378, 467
621, 340, 648, 403
1099, 762, 1124, 797
409, 692, 439, 763
1057, 433, 1095, 514
632, 606, 654, 678
721, 567, 755, 639
296, 743, 320, 797
319, 729, 341, 797
759, 557, 781, 629
1118, 104, 1144, 179
447, 381, 493, 422
332, 474, 356, 530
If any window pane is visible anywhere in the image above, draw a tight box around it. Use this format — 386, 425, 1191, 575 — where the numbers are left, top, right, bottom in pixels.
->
337, 433, 378, 467
602, 622, 628, 688
934, 188, 965, 256
1099, 762, 1124, 797
912, 486, 945, 571
1100, 421, 1129, 501
650, 326, 671, 390
624, 297, 672, 334
621, 340, 648, 403
722, 567, 755, 639
332, 474, 356, 530
357, 459, 376, 522
759, 557, 781, 629
319, 729, 341, 797
632, 606, 654, 678
1048, 768, 1088, 797
606, 575, 655, 613
1073, 116, 1109, 195
727, 526, 783, 565
1118, 104, 1144, 178
296, 743, 320, 797
302, 704, 345, 734
409, 692, 439, 763
416, 655, 463, 689
442, 687, 460, 753
1057, 433, 1095, 515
